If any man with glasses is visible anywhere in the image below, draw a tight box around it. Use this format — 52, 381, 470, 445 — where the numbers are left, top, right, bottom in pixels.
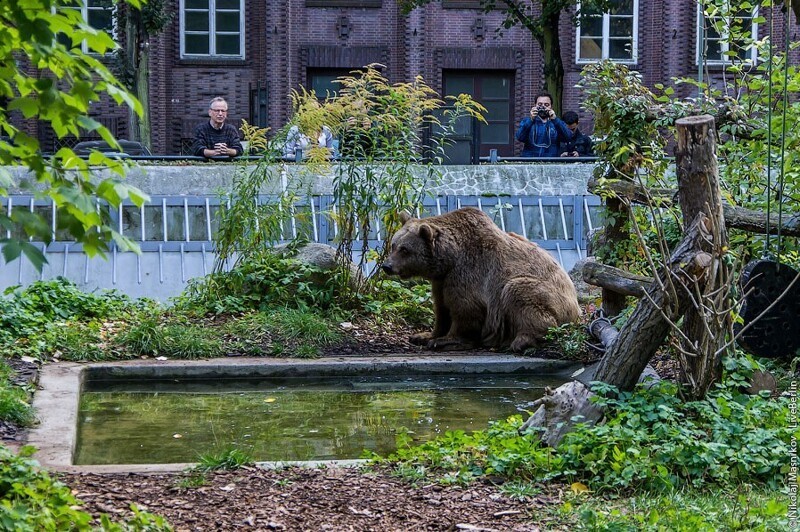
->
515, 92, 572, 158
191, 97, 244, 158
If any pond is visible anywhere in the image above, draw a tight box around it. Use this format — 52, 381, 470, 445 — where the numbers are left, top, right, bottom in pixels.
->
75, 373, 565, 465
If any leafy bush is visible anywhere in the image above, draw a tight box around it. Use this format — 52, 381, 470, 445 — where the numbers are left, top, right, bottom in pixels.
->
0, 445, 171, 530
174, 249, 347, 316
382, 355, 793, 494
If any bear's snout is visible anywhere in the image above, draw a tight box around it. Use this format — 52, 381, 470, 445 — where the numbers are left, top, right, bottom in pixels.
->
382, 262, 394, 275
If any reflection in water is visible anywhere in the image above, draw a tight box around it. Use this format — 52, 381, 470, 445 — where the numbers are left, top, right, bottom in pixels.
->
75, 374, 563, 465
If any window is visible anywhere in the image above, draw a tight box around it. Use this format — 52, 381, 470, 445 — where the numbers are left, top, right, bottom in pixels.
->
60, 0, 115, 53
576, 0, 638, 63
305, 0, 381, 7
697, 3, 758, 64
442, 0, 483, 8
307, 69, 355, 99
443, 71, 515, 157
181, 0, 244, 58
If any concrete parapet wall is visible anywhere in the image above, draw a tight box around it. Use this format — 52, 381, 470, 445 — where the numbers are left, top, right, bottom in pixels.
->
6, 162, 594, 197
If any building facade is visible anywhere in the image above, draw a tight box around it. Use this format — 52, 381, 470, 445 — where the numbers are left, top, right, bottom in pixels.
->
30, 0, 800, 156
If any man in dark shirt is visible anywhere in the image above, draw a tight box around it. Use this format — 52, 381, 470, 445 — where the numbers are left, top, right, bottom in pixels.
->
191, 97, 244, 158
559, 111, 594, 157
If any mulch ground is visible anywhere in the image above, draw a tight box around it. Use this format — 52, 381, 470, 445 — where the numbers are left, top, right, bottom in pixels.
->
5, 320, 680, 531
60, 466, 569, 531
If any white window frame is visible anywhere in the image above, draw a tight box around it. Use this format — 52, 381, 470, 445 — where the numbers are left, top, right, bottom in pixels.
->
61, 0, 118, 54
696, 3, 758, 65
180, 0, 246, 59
575, 0, 639, 64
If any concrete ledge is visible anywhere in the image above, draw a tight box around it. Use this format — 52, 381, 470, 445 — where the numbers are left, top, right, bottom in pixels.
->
28, 355, 580, 472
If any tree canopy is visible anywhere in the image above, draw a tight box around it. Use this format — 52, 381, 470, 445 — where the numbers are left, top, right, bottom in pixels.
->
0, 0, 148, 270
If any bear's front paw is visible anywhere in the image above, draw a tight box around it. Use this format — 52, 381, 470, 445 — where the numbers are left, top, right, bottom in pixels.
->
428, 337, 475, 351
510, 334, 537, 353
409, 332, 434, 345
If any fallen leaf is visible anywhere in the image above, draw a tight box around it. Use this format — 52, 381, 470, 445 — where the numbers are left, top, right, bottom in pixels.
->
265, 397, 277, 403
173, 433, 183, 439
570, 482, 590, 494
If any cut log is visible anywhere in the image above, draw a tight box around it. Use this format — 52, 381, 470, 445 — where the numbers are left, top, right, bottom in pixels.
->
675, 115, 730, 398
582, 260, 652, 297
518, 381, 603, 447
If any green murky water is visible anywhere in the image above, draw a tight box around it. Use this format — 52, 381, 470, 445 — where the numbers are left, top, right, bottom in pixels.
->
75, 374, 565, 465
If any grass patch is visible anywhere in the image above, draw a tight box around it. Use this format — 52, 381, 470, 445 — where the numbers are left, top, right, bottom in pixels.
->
194, 447, 255, 472
0, 381, 35, 426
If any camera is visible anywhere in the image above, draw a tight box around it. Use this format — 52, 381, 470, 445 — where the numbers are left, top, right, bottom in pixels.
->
537, 107, 550, 119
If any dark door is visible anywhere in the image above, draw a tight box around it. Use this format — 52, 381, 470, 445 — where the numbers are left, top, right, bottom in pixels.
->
443, 70, 515, 157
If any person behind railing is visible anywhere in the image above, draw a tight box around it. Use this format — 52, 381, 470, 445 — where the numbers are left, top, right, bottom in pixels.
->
191, 97, 244, 159
282, 124, 336, 160
515, 92, 572, 158
559, 111, 594, 157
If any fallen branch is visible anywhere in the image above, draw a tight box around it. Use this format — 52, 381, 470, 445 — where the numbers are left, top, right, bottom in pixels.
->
589, 177, 800, 237
582, 260, 652, 297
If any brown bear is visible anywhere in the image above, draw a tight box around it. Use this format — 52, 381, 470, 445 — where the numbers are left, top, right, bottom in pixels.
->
382, 207, 581, 352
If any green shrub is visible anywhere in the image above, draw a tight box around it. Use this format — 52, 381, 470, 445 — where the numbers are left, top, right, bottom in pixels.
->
174, 249, 346, 316
381, 355, 793, 494
0, 381, 34, 426
0, 445, 171, 530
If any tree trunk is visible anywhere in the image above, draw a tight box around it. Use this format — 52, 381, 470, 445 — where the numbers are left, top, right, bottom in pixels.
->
674, 114, 730, 398
600, 197, 629, 318
540, 6, 564, 115
125, 9, 151, 150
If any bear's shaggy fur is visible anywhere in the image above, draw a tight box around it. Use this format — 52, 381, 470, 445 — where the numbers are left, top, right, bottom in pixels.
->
382, 207, 581, 352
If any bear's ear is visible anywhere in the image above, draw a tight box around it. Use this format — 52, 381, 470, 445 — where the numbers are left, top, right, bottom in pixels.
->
418, 223, 437, 244
399, 210, 413, 224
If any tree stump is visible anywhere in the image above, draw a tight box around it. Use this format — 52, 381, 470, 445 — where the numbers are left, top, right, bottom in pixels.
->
675, 115, 730, 398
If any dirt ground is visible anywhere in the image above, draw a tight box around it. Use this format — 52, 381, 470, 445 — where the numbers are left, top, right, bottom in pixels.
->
60, 466, 569, 531
6, 321, 677, 531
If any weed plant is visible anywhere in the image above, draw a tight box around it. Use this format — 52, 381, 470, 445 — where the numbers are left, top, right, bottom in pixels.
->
0, 445, 171, 530
194, 446, 255, 472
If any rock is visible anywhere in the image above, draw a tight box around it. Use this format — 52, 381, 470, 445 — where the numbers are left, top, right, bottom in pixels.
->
272, 242, 363, 290
569, 258, 602, 304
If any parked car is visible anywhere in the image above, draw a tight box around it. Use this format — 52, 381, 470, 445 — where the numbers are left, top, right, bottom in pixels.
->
72, 140, 152, 157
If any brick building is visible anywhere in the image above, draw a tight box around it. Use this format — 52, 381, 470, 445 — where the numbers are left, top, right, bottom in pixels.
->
32, 0, 800, 156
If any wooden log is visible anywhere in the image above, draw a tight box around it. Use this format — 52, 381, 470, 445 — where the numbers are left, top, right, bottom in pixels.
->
675, 114, 729, 398
589, 176, 800, 237
592, 213, 711, 390
582, 260, 652, 297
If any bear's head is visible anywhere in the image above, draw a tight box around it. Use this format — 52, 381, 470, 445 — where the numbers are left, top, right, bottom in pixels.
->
382, 211, 439, 280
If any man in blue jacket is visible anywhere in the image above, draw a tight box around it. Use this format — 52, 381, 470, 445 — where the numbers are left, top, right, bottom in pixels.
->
515, 93, 573, 158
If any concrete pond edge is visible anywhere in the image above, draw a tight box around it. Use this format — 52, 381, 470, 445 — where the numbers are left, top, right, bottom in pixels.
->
28, 354, 582, 473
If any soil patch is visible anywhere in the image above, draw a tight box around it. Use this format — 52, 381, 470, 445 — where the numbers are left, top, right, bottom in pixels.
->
60, 466, 568, 531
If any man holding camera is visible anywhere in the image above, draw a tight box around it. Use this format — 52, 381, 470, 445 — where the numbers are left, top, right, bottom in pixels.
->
515, 93, 573, 158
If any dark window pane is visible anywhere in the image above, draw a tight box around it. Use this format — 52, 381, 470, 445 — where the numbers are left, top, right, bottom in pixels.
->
608, 38, 633, 60
310, 75, 340, 97
185, 0, 209, 8
481, 77, 510, 98
610, 0, 633, 16
216, 34, 240, 55
90, 0, 113, 8
88, 9, 112, 31
483, 101, 510, 121
580, 37, 603, 59
444, 76, 474, 97
580, 15, 603, 36
185, 34, 209, 55
216, 11, 240, 32
609, 16, 632, 37
185, 11, 209, 32
705, 38, 722, 60
480, 123, 509, 144
217, 0, 240, 8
